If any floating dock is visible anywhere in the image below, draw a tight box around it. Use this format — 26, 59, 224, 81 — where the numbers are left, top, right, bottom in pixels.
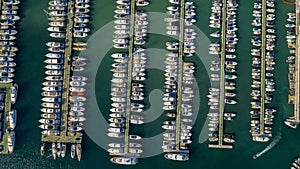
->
41, 0, 82, 144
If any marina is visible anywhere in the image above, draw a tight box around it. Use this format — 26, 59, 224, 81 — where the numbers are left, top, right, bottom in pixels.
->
0, 0, 298, 169
39, 0, 91, 161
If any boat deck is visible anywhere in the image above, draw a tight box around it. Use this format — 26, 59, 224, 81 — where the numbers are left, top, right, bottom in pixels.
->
41, 0, 82, 144
0, 83, 12, 154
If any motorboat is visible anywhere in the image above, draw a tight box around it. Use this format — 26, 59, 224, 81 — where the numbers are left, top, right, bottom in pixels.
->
110, 157, 138, 165
8, 109, 17, 130
41, 108, 60, 113
7, 131, 15, 153
164, 153, 189, 161
10, 83, 18, 104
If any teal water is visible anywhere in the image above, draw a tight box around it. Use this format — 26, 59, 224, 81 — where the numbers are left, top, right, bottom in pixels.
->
0, 0, 298, 169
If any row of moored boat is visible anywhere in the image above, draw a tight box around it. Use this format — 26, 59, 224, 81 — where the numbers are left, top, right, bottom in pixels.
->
39, 0, 91, 161
207, 0, 238, 146
249, 0, 276, 142
0, 0, 21, 154
161, 0, 197, 162
109, 0, 149, 165
0, 0, 21, 83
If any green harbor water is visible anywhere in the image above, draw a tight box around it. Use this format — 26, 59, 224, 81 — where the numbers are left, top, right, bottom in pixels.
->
0, 0, 299, 168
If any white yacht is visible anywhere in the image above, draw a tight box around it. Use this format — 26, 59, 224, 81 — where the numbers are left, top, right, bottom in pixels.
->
110, 157, 138, 165
8, 109, 17, 130
164, 153, 189, 161
10, 83, 18, 104
7, 131, 15, 154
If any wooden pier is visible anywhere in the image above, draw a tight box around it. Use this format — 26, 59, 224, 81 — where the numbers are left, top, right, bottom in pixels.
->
122, 0, 136, 155
41, 0, 82, 144
174, 0, 185, 151
258, 0, 267, 134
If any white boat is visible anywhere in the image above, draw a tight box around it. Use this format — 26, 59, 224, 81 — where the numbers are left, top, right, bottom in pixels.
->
68, 126, 83, 132
108, 127, 124, 133
45, 64, 63, 70
45, 76, 63, 81
110, 157, 138, 165
42, 97, 61, 103
70, 106, 85, 111
41, 108, 60, 113
44, 59, 63, 64
42, 86, 62, 91
69, 111, 84, 116
68, 116, 86, 122
108, 143, 124, 148
70, 144, 75, 159
8, 109, 17, 130
252, 135, 270, 142
111, 53, 128, 59
45, 70, 63, 75
10, 83, 18, 104
129, 135, 141, 140
7, 131, 15, 154
46, 53, 63, 58
129, 148, 143, 153
70, 81, 86, 87
164, 153, 189, 161
114, 9, 130, 14
136, 0, 149, 6
107, 132, 124, 138
74, 17, 89, 23
70, 96, 87, 102
42, 81, 62, 86
71, 76, 88, 81
39, 118, 60, 125
70, 87, 86, 92
114, 19, 130, 25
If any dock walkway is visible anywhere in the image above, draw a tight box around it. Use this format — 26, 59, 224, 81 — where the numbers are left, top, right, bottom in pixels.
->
217, 0, 227, 147
174, 0, 185, 151
123, 0, 136, 155
258, 0, 267, 134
